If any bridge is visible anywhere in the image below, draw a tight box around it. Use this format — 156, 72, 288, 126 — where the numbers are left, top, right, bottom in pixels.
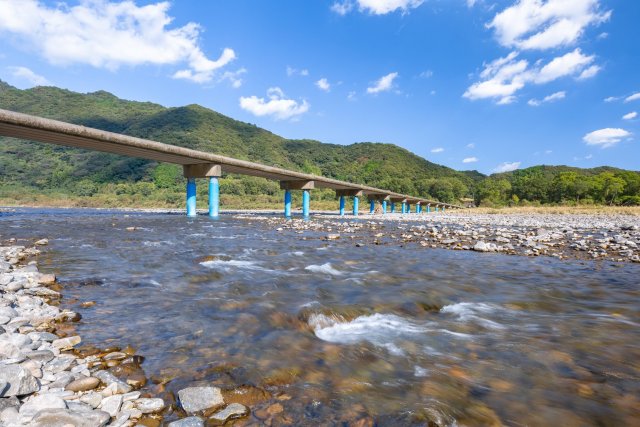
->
0, 109, 462, 217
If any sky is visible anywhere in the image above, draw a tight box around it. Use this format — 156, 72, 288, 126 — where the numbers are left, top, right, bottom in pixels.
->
0, 0, 638, 174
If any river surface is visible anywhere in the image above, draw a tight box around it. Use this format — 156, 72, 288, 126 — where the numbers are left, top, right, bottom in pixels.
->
1, 208, 639, 426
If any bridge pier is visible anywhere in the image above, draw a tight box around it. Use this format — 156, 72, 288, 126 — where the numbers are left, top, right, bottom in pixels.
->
426, 204, 431, 213
353, 196, 359, 216
382, 200, 387, 214
369, 200, 375, 214
282, 180, 314, 218
416, 204, 422, 214
208, 177, 219, 218
302, 190, 310, 218
339, 195, 345, 216
407, 203, 411, 214
390, 202, 395, 213
401, 201, 407, 214
186, 178, 197, 217
284, 190, 292, 218
442, 206, 446, 213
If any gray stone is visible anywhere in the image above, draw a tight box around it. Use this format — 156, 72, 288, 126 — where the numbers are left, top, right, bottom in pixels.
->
100, 394, 123, 417
473, 241, 489, 252
0, 364, 39, 396
66, 401, 96, 413
135, 397, 165, 413
19, 393, 67, 418
79, 392, 103, 408
209, 403, 249, 422
94, 370, 132, 394
0, 395, 20, 412
52, 336, 81, 350
168, 416, 205, 427
44, 354, 76, 374
30, 408, 110, 427
0, 406, 19, 423
48, 371, 74, 389
25, 350, 55, 363
178, 386, 224, 414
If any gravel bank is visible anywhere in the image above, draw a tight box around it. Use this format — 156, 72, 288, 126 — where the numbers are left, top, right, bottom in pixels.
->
261, 212, 640, 263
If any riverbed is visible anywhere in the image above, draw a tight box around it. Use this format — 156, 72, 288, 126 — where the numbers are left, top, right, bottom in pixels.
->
1, 208, 639, 426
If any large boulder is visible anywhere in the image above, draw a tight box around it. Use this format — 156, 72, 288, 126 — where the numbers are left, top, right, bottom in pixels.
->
0, 365, 39, 396
177, 386, 224, 414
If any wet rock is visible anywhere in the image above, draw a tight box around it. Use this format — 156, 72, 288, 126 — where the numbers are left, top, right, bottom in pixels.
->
135, 397, 165, 413
30, 408, 110, 427
52, 335, 81, 350
473, 241, 489, 252
221, 385, 271, 406
66, 376, 100, 392
177, 386, 224, 414
0, 364, 39, 396
209, 403, 248, 423
34, 239, 49, 246
168, 416, 205, 427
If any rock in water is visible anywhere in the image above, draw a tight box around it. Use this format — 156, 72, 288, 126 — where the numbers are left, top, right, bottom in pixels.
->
30, 408, 110, 427
168, 417, 205, 427
0, 365, 39, 396
209, 403, 248, 423
178, 386, 224, 414
135, 397, 165, 413
473, 241, 489, 252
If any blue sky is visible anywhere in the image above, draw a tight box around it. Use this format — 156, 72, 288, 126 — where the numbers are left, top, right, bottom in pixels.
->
0, 0, 638, 174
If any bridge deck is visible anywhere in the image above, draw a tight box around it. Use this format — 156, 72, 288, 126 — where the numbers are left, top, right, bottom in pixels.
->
0, 109, 462, 208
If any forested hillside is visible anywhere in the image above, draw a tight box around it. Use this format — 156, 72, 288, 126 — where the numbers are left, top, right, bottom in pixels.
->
0, 81, 638, 208
0, 81, 475, 208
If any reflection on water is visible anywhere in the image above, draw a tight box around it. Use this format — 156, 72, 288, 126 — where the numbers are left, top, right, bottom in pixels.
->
2, 208, 640, 426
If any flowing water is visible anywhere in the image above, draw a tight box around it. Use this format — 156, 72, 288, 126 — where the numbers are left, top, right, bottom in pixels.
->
1, 208, 639, 426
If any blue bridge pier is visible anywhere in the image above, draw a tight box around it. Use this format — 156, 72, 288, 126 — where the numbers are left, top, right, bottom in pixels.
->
280, 180, 315, 218
183, 164, 222, 218
336, 189, 363, 216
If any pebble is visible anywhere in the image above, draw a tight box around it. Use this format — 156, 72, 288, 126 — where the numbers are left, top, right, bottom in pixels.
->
135, 397, 165, 413
209, 402, 249, 422
168, 416, 205, 427
66, 376, 101, 392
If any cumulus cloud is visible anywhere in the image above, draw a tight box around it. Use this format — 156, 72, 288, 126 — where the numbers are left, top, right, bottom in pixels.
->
464, 49, 596, 104
218, 68, 246, 88
367, 72, 398, 94
625, 93, 640, 103
578, 64, 601, 80
604, 96, 618, 103
466, 143, 475, 148
583, 128, 631, 148
430, 147, 444, 153
528, 90, 566, 106
462, 157, 478, 163
0, 0, 236, 84
316, 78, 331, 92
239, 87, 309, 121
623, 112, 637, 120
488, 0, 611, 51
493, 161, 521, 173
6, 66, 50, 87
331, 0, 424, 15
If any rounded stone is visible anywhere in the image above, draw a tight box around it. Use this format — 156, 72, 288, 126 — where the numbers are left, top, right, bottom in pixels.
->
66, 376, 100, 392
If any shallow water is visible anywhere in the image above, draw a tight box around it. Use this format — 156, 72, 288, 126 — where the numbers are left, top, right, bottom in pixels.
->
2, 208, 639, 426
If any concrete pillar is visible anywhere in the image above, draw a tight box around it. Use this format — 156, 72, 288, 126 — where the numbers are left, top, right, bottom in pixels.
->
442, 206, 446, 213
427, 204, 431, 213
186, 178, 197, 217
407, 204, 411, 214
339, 195, 346, 216
401, 202, 407, 214
382, 200, 387, 214
390, 202, 395, 213
208, 177, 219, 218
369, 200, 375, 214
353, 196, 359, 216
302, 190, 310, 218
284, 190, 292, 218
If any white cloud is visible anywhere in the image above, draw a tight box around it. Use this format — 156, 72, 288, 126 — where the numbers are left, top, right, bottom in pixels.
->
604, 96, 618, 103
465, 49, 596, 103
239, 87, 309, 121
493, 161, 521, 173
577, 64, 601, 80
583, 128, 631, 148
218, 68, 246, 89
462, 157, 478, 163
419, 70, 433, 78
488, 0, 611, 51
316, 78, 331, 92
330, 1, 354, 15
585, 154, 593, 159
347, 91, 357, 101
287, 66, 308, 77
430, 147, 444, 153
0, 0, 236, 84
623, 111, 637, 120
467, 0, 477, 7
466, 143, 475, 148
534, 49, 594, 83
332, 0, 424, 15
6, 66, 50, 87
625, 93, 640, 103
545, 149, 553, 154
528, 90, 566, 106
367, 72, 398, 94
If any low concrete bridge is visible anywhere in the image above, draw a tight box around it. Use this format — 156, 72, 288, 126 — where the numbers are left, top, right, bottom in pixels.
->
0, 109, 462, 217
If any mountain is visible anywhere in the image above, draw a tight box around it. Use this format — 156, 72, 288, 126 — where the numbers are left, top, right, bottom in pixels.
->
0, 81, 477, 207
0, 81, 638, 208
